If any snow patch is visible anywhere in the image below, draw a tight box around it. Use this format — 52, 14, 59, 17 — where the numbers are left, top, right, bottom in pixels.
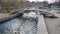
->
22, 12, 39, 18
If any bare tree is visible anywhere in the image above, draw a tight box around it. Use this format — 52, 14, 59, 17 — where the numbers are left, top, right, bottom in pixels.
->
0, 0, 26, 13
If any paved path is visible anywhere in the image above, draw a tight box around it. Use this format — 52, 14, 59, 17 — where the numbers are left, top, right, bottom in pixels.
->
45, 14, 60, 34
37, 15, 48, 34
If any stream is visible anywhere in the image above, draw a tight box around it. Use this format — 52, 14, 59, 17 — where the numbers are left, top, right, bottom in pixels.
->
0, 12, 38, 34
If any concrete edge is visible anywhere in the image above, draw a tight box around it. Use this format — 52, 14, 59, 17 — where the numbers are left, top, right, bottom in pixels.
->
37, 15, 48, 34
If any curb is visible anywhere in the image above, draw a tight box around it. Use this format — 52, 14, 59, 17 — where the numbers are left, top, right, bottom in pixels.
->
37, 15, 48, 34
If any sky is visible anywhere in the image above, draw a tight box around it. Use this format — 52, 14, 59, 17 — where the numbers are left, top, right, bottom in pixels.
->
28, 0, 58, 3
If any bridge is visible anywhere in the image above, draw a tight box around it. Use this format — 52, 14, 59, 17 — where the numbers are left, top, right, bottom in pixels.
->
10, 8, 57, 18
21, 8, 57, 17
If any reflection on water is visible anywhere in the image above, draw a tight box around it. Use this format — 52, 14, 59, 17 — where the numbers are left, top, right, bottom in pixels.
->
0, 18, 37, 34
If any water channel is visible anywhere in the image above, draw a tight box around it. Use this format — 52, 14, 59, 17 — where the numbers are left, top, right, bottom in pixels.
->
0, 12, 38, 34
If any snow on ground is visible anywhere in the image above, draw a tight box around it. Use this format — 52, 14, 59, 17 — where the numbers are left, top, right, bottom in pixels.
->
22, 12, 39, 19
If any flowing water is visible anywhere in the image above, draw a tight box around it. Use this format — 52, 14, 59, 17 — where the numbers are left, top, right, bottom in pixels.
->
0, 12, 38, 34
0, 18, 38, 34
